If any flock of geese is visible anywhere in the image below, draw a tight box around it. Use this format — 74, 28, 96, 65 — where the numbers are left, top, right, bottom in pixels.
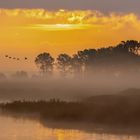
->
5, 55, 28, 61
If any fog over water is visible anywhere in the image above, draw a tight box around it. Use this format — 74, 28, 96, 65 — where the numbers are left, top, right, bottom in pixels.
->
0, 71, 139, 102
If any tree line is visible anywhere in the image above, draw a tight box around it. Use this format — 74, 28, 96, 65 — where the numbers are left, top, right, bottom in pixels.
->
35, 40, 140, 78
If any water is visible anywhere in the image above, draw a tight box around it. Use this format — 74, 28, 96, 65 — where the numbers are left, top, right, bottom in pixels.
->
0, 115, 140, 140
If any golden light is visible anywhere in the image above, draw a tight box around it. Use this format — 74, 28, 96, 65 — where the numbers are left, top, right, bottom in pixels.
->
28, 24, 93, 31
0, 9, 140, 71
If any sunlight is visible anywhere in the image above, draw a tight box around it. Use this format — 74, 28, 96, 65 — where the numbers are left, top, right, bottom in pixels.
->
29, 24, 92, 31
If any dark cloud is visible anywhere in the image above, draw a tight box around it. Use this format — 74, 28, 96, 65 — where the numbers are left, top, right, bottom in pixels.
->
0, 0, 139, 14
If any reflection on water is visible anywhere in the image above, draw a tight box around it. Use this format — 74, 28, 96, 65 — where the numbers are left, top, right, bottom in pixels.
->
0, 115, 140, 140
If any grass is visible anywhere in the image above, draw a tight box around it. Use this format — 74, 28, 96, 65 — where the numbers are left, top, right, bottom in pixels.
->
1, 93, 140, 126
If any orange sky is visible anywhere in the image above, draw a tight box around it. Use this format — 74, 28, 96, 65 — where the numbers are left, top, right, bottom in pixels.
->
0, 9, 140, 72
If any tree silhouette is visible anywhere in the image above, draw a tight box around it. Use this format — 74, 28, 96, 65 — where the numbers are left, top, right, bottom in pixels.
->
57, 54, 72, 77
121, 40, 140, 55
71, 40, 140, 77
34, 40, 140, 78
35, 52, 54, 75
71, 49, 97, 77
71, 54, 83, 76
79, 49, 97, 66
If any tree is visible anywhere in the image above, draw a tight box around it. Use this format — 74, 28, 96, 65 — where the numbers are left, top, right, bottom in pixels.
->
71, 54, 83, 77
80, 49, 97, 65
57, 54, 72, 77
35, 52, 54, 75
71, 49, 97, 78
121, 40, 140, 55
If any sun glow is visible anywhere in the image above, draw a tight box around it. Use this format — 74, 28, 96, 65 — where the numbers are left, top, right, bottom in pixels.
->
28, 24, 92, 31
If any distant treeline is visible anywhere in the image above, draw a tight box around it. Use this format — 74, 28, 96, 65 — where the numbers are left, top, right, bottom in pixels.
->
35, 40, 140, 78
2, 92, 140, 126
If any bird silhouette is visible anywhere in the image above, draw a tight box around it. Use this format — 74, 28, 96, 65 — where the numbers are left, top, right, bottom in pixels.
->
4, 55, 29, 61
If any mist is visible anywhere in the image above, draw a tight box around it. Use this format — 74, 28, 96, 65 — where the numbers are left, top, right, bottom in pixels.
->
0, 69, 139, 102
0, 40, 140, 102
1, 40, 140, 138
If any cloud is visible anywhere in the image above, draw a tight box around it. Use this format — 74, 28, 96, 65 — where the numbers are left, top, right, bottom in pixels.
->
0, 9, 140, 31
0, 0, 140, 14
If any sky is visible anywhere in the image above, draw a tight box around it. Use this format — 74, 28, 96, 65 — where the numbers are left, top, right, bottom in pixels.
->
0, 0, 140, 72
0, 0, 140, 14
